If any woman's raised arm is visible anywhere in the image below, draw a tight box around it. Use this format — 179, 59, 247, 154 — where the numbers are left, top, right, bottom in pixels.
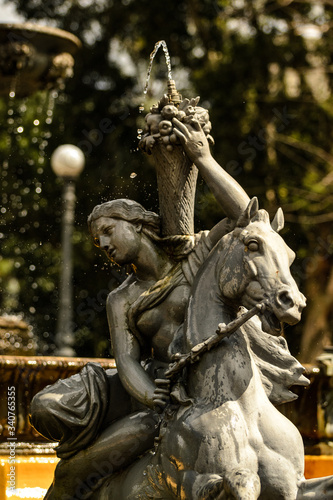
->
172, 117, 250, 221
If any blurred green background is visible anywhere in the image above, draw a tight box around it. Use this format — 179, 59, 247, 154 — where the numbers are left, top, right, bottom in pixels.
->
1, 0, 333, 362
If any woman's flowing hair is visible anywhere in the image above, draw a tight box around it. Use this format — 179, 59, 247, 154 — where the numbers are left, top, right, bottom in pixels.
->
88, 199, 196, 261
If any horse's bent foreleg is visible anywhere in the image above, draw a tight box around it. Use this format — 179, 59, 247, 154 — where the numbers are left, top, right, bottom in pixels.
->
296, 476, 333, 499
179, 469, 260, 500
180, 472, 224, 499
223, 469, 261, 499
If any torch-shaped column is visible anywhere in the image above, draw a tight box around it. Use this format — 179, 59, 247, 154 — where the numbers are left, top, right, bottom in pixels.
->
139, 81, 214, 237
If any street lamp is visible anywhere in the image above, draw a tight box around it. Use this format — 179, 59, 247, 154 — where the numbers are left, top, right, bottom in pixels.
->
51, 144, 85, 356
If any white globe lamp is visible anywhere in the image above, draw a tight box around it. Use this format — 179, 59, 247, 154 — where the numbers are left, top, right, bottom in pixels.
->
51, 144, 85, 178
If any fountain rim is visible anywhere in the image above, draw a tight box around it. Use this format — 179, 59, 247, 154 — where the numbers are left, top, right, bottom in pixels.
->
0, 22, 82, 54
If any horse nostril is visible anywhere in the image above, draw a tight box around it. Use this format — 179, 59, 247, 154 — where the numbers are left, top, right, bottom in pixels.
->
276, 290, 294, 309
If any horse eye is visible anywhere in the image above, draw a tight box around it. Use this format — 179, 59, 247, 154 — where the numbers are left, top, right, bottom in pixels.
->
247, 240, 259, 252
93, 237, 100, 248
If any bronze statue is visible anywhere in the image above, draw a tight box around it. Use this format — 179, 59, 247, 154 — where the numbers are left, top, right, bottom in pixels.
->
86, 198, 333, 499
30, 106, 333, 498
30, 117, 250, 497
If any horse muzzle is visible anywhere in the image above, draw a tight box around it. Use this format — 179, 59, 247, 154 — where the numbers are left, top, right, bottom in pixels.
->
272, 287, 307, 325
257, 287, 306, 335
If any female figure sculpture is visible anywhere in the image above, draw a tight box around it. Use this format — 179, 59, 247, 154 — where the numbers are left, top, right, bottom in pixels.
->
31, 117, 252, 498
30, 115, 332, 500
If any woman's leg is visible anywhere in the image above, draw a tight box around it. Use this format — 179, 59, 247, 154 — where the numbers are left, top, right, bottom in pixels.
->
45, 409, 159, 499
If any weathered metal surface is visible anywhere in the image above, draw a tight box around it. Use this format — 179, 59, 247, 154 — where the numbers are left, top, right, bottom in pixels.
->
26, 85, 333, 497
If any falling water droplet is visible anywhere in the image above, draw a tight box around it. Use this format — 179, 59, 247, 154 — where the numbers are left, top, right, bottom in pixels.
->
44, 90, 56, 127
33, 119, 40, 126
137, 128, 143, 140
130, 172, 137, 179
6, 75, 18, 150
9, 75, 17, 96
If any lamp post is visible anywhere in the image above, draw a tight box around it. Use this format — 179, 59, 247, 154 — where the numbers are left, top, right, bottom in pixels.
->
51, 144, 85, 356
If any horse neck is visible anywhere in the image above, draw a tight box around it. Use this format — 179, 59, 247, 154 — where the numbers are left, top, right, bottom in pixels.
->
183, 239, 238, 351
186, 327, 254, 405
183, 237, 255, 404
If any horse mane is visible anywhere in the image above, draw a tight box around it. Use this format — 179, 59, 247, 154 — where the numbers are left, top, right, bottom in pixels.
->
251, 209, 270, 225
237, 198, 285, 234
241, 316, 309, 405
170, 313, 309, 407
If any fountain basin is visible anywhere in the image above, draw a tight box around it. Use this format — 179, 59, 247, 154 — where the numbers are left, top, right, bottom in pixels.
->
0, 23, 81, 97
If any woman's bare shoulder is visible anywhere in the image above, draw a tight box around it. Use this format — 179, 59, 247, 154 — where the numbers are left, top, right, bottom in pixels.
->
106, 274, 137, 307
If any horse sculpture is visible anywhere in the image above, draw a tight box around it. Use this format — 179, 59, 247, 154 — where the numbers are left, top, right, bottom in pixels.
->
69, 199, 333, 499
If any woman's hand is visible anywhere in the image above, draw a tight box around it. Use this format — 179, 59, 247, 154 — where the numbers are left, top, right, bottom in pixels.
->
153, 378, 171, 413
172, 117, 211, 163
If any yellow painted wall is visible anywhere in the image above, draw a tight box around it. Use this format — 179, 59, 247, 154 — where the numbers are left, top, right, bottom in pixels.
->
305, 455, 333, 479
0, 455, 59, 500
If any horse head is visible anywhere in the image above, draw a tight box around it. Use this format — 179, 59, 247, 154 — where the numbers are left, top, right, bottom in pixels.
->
219, 197, 306, 335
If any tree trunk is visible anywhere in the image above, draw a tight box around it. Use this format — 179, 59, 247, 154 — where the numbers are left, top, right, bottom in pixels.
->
299, 253, 333, 363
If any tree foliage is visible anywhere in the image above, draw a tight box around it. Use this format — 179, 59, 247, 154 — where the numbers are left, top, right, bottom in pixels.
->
1, 0, 333, 360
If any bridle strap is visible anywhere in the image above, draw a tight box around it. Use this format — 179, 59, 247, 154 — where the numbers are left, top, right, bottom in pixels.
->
165, 300, 269, 381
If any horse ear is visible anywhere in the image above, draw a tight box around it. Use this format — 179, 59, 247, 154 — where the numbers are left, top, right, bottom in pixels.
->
236, 197, 259, 227
271, 207, 284, 233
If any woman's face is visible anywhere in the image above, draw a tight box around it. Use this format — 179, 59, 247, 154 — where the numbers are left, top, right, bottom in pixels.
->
91, 216, 142, 265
